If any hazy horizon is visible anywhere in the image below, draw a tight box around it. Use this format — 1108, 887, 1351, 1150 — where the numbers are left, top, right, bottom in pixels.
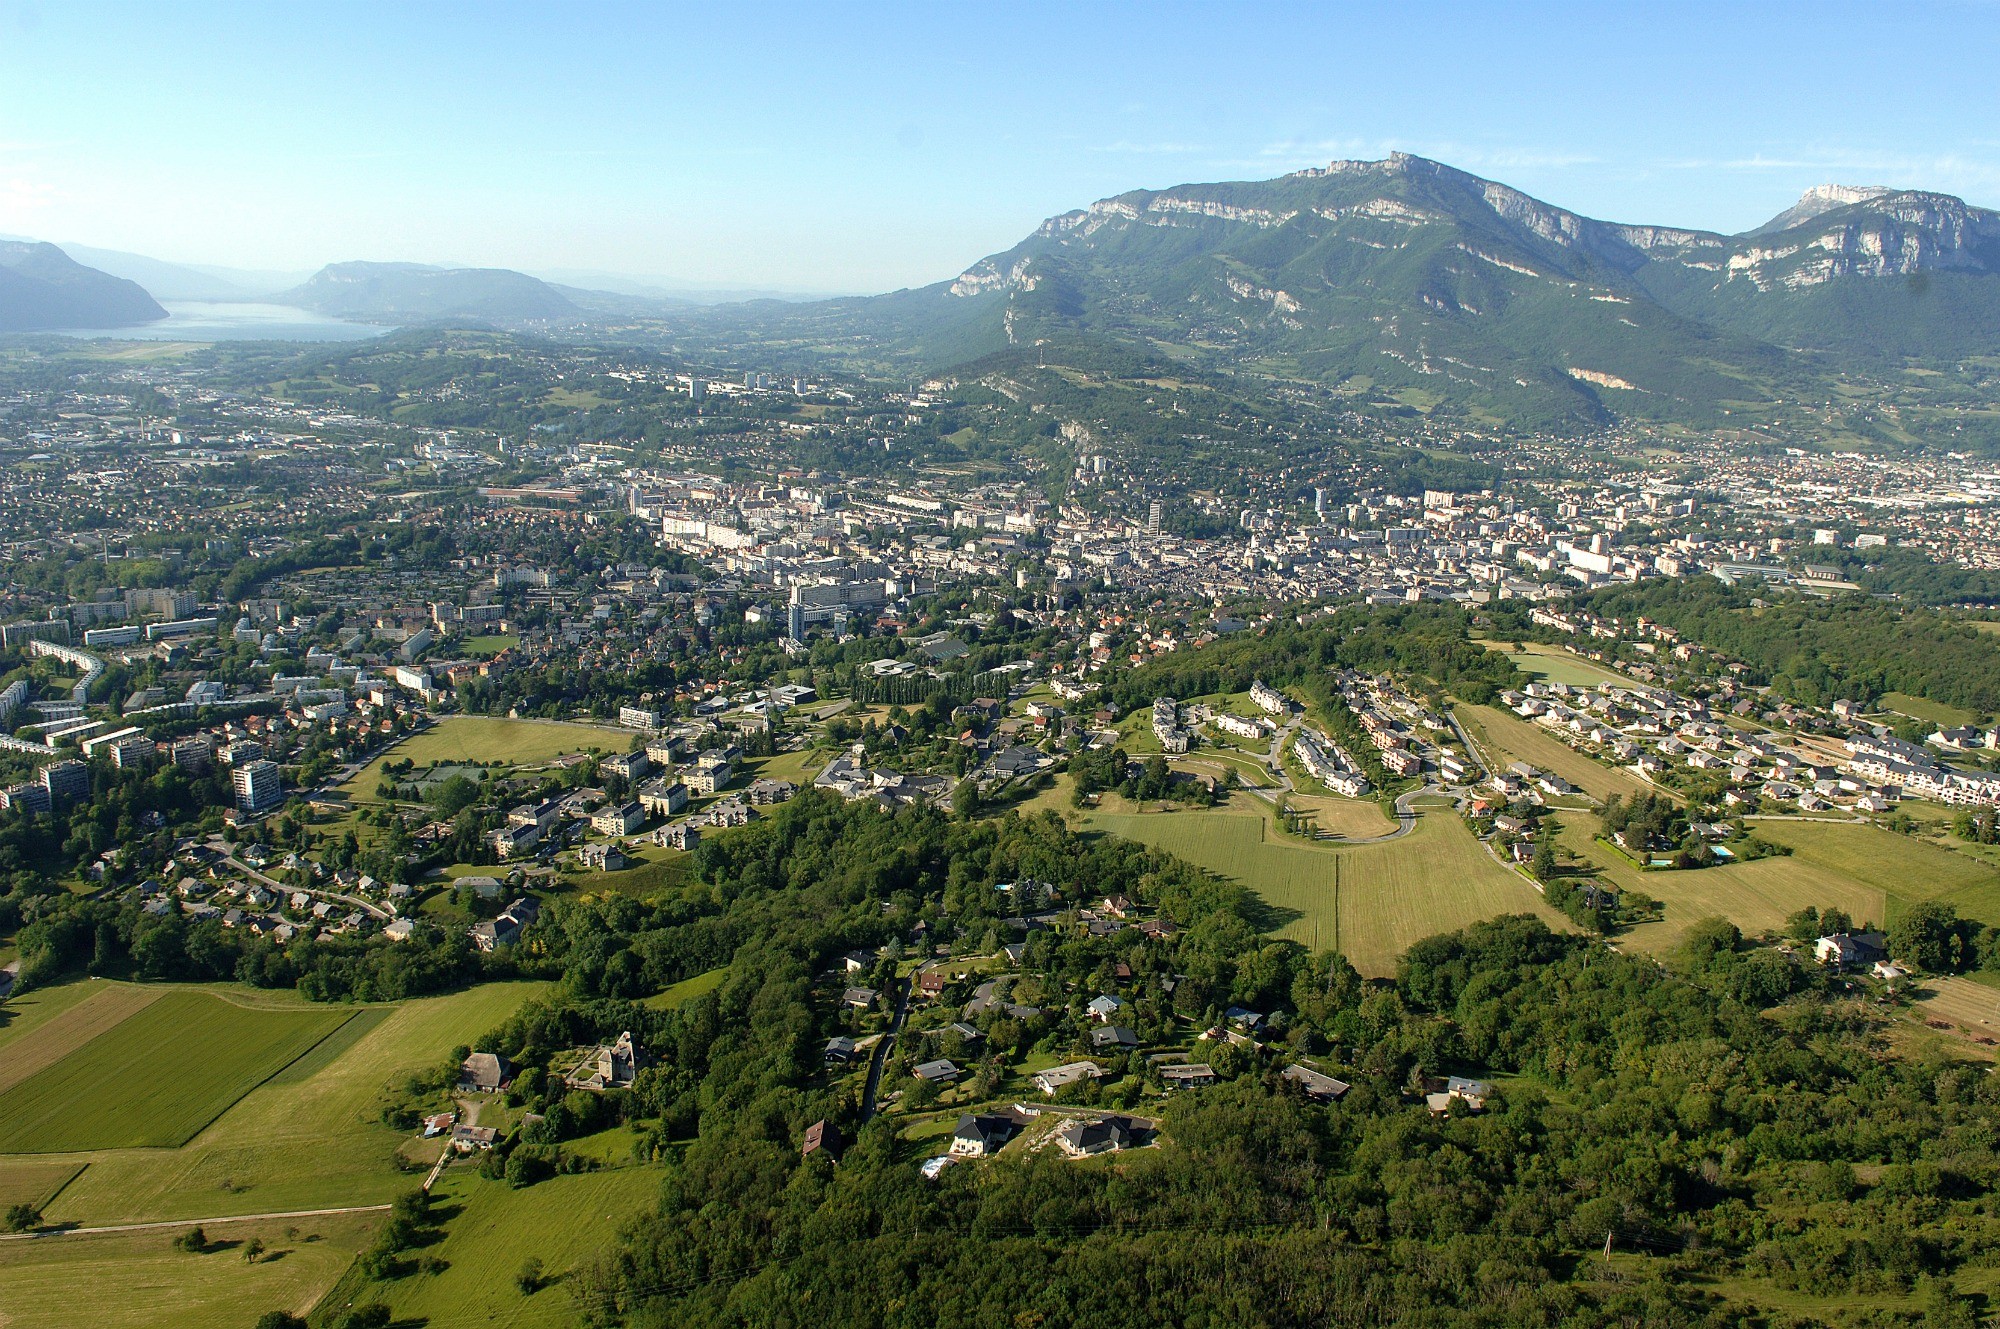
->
6, 0, 2000, 294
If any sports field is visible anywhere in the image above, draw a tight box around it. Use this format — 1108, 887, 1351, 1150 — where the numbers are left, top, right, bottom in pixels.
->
0, 1210, 382, 1329
371, 1166, 664, 1329
0, 990, 354, 1153
461, 632, 522, 657
1455, 704, 1657, 804
1086, 797, 1567, 974
6, 981, 545, 1226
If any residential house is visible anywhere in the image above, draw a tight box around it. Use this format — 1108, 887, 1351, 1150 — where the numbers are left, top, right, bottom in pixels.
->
1057, 1114, 1140, 1158
1282, 1064, 1352, 1102
949, 1113, 1016, 1158
1159, 1063, 1218, 1090
1033, 1061, 1105, 1095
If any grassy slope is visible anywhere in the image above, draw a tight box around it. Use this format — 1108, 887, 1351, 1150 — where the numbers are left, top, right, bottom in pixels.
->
27, 982, 544, 1225
1086, 795, 1567, 975
0, 992, 353, 1153
1548, 811, 1888, 955
0, 1211, 382, 1329
1455, 704, 1656, 804
370, 1167, 663, 1329
1477, 640, 1638, 688
0, 978, 116, 1054
1752, 819, 2000, 921
1878, 690, 1978, 727
0, 983, 164, 1096
641, 966, 728, 1011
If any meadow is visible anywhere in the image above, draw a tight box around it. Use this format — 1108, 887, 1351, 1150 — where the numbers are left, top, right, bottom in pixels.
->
1477, 640, 1636, 688
1751, 819, 2000, 922
0, 1210, 382, 1329
1086, 796, 1568, 974
1546, 811, 1888, 955
1537, 804, 2000, 957
1455, 704, 1657, 804
0, 980, 545, 1226
1877, 690, 1980, 727
340, 715, 629, 805
642, 966, 727, 1010
0, 982, 163, 1096
1280, 794, 1399, 839
370, 1166, 664, 1329
0, 990, 354, 1153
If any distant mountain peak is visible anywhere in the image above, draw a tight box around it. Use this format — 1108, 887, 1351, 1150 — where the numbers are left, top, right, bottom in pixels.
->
1753, 183, 1897, 234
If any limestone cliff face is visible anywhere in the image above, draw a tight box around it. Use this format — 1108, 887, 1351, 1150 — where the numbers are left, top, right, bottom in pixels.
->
1722, 191, 2000, 289
948, 159, 2000, 310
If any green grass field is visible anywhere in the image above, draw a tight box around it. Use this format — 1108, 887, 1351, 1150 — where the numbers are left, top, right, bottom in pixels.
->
15, 982, 545, 1226
370, 1167, 663, 1329
0, 991, 354, 1153
341, 716, 628, 805
573, 851, 695, 899
1752, 820, 2000, 922
0, 1159, 81, 1211
1877, 690, 1979, 727
642, 966, 727, 1011
461, 632, 521, 658
744, 748, 831, 785
1085, 797, 1568, 974
1477, 641, 1635, 688
0, 983, 163, 1096
0, 977, 115, 1051
0, 1211, 382, 1329
1547, 812, 1888, 955
1456, 704, 1657, 804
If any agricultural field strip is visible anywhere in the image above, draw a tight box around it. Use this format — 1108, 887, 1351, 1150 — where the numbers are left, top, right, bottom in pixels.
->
0, 992, 355, 1154
0, 985, 163, 1096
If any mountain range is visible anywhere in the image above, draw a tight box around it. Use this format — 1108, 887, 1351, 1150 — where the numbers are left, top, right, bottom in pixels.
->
0, 242, 166, 332
11, 152, 2000, 435
665, 152, 2000, 431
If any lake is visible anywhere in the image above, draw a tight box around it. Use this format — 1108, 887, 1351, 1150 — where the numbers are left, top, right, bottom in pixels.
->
55, 302, 390, 343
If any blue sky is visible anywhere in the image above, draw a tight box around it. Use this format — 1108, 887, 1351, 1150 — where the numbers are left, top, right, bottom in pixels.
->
3, 0, 1997, 292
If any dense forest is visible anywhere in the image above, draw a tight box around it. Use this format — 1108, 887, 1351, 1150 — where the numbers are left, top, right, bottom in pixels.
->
1108, 602, 1524, 714
1580, 577, 2000, 714
16, 749, 2000, 1325
307, 790, 2000, 1329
